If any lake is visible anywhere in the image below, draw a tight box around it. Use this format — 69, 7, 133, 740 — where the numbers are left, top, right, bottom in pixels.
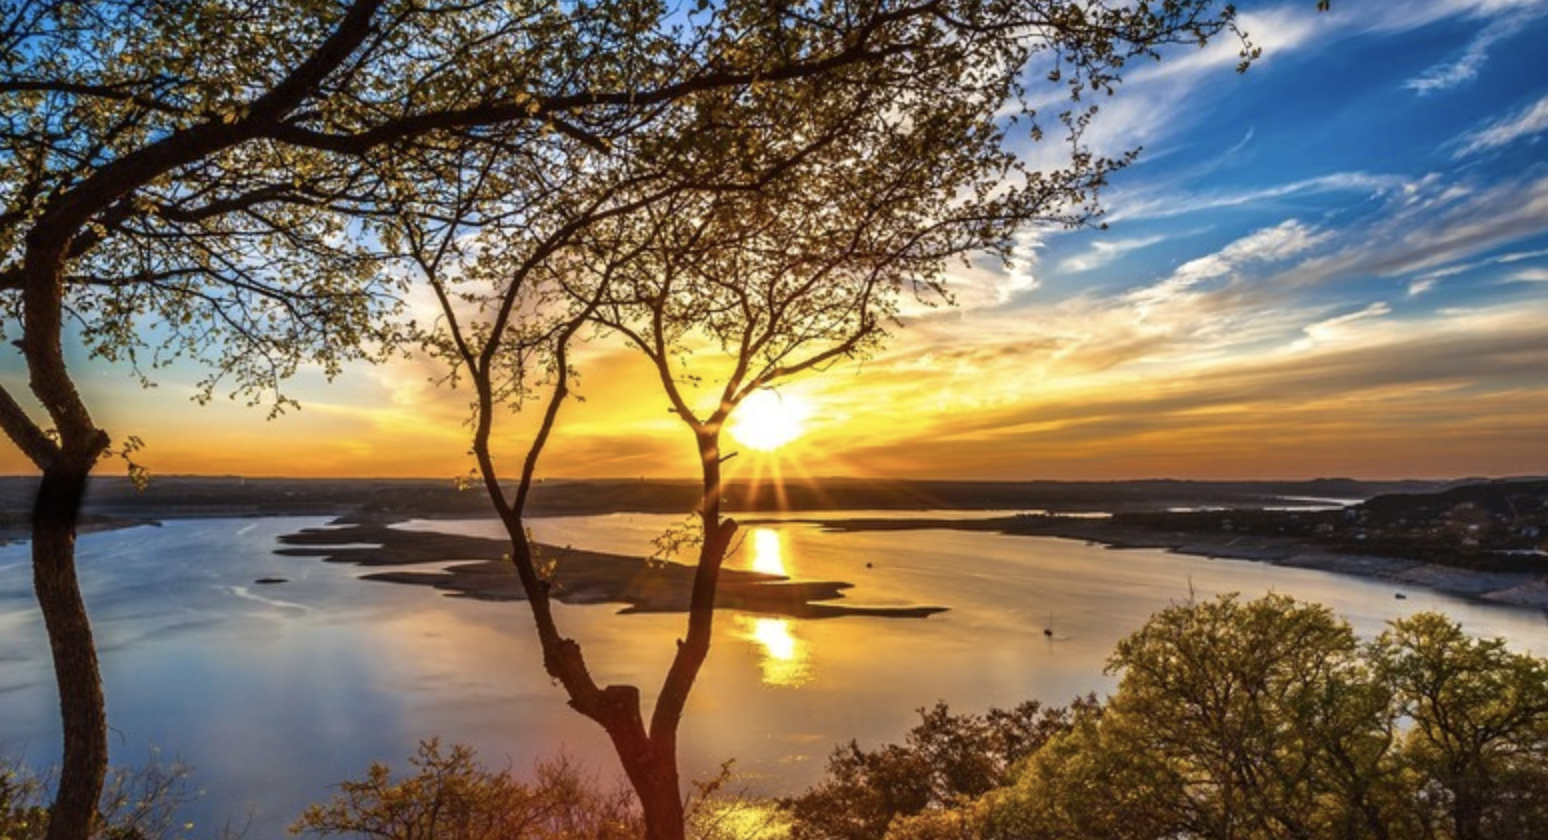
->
2, 512, 1545, 837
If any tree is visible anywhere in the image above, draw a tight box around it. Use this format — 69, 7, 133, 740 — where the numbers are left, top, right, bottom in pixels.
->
1373, 612, 1548, 840
398, 4, 1272, 839
3, 4, 410, 835
1099, 594, 1401, 839
2, 750, 210, 840
974, 595, 1408, 840
788, 595, 1546, 840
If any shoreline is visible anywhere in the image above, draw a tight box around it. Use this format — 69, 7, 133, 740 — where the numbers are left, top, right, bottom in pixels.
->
8, 502, 1543, 614
803, 515, 1548, 612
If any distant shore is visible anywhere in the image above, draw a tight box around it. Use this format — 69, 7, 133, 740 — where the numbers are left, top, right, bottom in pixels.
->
4, 475, 1542, 613
799, 515, 1548, 612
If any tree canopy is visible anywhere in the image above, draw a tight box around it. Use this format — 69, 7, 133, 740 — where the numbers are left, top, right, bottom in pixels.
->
783, 594, 1548, 840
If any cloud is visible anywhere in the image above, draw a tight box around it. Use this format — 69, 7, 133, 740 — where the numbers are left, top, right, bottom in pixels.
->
1407, 245, 1548, 288
1361, 0, 1548, 36
1293, 302, 1393, 350
1496, 246, 1548, 262
1108, 172, 1406, 223
1259, 171, 1548, 286
1058, 234, 1165, 274
1453, 92, 1548, 157
827, 297, 1548, 479
838, 368, 1548, 480
1509, 266, 1548, 282
1404, 12, 1525, 94
1131, 219, 1328, 309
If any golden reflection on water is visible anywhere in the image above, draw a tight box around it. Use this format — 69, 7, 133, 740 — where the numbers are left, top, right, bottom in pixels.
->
694, 798, 792, 840
738, 528, 813, 687
750, 528, 787, 576
745, 616, 811, 687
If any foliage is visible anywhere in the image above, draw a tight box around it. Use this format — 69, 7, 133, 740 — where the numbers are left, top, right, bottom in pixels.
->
1095, 593, 1396, 839
290, 739, 641, 840
1, 752, 211, 840
784, 595, 1548, 840
1372, 613, 1548, 840
783, 700, 1088, 840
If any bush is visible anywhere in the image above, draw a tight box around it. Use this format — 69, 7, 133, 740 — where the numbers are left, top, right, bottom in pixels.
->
290, 739, 642, 840
1, 751, 208, 840
782, 699, 1090, 840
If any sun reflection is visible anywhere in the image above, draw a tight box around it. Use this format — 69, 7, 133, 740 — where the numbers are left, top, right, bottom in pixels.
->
749, 528, 787, 576
738, 616, 812, 687
693, 799, 792, 840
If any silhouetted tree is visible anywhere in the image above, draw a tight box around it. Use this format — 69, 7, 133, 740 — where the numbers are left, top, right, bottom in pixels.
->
393, 3, 1274, 839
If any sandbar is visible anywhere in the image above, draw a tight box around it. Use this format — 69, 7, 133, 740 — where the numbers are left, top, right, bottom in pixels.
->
276, 520, 946, 619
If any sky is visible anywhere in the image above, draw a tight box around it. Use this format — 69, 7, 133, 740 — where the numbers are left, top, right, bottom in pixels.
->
6, 0, 1548, 482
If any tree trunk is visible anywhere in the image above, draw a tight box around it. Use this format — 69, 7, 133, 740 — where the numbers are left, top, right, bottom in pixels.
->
33, 457, 106, 840
600, 718, 685, 840
633, 753, 686, 840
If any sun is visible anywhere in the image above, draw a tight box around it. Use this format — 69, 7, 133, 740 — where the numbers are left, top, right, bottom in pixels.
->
728, 390, 811, 452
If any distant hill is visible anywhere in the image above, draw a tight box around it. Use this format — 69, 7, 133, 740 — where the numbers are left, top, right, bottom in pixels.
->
1109, 478, 1548, 572
0, 474, 1475, 526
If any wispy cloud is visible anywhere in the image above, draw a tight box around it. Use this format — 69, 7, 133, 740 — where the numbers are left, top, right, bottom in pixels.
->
1497, 246, 1548, 262
1453, 92, 1548, 157
1129, 219, 1327, 311
825, 298, 1548, 479
1293, 302, 1393, 351
1108, 172, 1405, 223
1058, 234, 1165, 274
1255, 171, 1548, 286
1405, 11, 1526, 94
1409, 245, 1548, 287
1362, 0, 1548, 36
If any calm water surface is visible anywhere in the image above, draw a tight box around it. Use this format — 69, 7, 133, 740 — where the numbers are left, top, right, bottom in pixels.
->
2, 513, 1545, 837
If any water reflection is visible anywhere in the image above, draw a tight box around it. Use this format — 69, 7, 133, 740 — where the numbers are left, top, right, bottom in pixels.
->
694, 798, 791, 839
738, 616, 812, 687
749, 528, 787, 576
10, 513, 1547, 837
736, 529, 813, 686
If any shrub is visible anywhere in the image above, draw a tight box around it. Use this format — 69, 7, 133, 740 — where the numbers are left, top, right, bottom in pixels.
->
290, 739, 642, 840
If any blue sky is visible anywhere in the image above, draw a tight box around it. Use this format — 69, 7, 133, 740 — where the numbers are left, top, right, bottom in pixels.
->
790, 0, 1548, 480
5, 0, 1546, 481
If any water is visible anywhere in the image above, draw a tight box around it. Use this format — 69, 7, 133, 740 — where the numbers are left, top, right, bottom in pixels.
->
2, 513, 1545, 838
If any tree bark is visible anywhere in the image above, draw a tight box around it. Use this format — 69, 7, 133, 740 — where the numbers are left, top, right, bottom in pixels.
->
33, 454, 107, 840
